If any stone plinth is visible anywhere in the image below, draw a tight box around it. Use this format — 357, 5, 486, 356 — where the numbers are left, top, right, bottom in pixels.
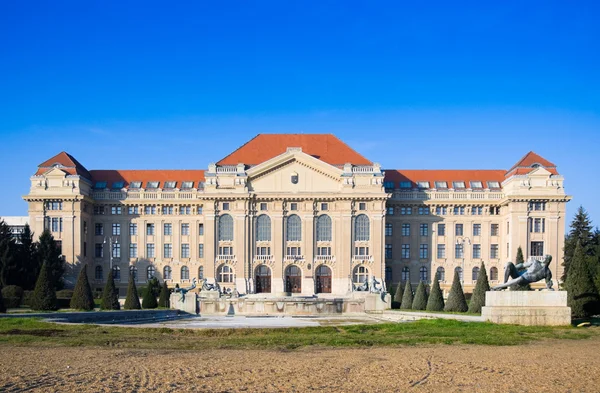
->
170, 293, 199, 314
482, 291, 571, 326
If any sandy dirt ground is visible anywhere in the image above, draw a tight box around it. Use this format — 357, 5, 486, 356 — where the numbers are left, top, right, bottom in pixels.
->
1, 338, 599, 393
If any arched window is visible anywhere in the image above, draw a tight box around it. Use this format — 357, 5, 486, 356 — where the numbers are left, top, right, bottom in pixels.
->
129, 265, 137, 281
147, 265, 156, 280
436, 266, 445, 281
163, 266, 172, 280
353, 265, 369, 284
354, 214, 370, 241
256, 214, 271, 241
316, 215, 332, 241
401, 266, 410, 282
198, 266, 204, 279
181, 266, 189, 280
419, 266, 428, 282
217, 264, 234, 283
95, 265, 103, 280
455, 266, 463, 281
286, 214, 302, 241
472, 266, 479, 281
490, 267, 499, 281
112, 266, 121, 280
218, 214, 234, 241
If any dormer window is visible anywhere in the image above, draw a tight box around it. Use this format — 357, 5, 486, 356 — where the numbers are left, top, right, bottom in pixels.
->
434, 181, 448, 189
383, 181, 395, 191
487, 181, 501, 189
417, 181, 430, 189
453, 181, 466, 189
112, 181, 124, 190
94, 181, 107, 190
470, 181, 483, 189
399, 181, 412, 189
531, 163, 541, 168
164, 181, 176, 189
129, 181, 142, 189
181, 181, 194, 189
146, 181, 159, 189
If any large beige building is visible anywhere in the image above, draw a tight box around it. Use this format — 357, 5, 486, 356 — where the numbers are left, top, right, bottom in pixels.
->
23, 134, 570, 296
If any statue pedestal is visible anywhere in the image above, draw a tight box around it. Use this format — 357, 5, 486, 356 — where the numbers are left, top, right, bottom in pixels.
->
482, 291, 571, 326
170, 293, 198, 314
198, 290, 220, 299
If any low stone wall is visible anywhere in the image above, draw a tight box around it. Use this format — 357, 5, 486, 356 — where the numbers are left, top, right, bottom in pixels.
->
482, 291, 571, 326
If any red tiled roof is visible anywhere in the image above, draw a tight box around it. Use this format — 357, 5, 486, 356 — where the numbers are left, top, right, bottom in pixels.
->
505, 151, 557, 176
217, 134, 372, 166
384, 169, 506, 189
89, 170, 206, 189
37, 151, 91, 179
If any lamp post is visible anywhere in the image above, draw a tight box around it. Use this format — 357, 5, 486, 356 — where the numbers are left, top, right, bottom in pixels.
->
455, 236, 470, 283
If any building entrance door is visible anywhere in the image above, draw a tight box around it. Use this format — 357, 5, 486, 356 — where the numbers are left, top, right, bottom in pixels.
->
255, 265, 271, 293
285, 265, 302, 293
315, 265, 332, 293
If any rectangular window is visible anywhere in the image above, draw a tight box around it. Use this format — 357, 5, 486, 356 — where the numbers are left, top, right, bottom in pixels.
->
181, 206, 191, 215
419, 244, 428, 259
435, 181, 448, 189
437, 244, 446, 259
130, 244, 138, 258
384, 181, 395, 191
112, 223, 121, 236
418, 207, 429, 215
181, 181, 193, 189
51, 217, 62, 232
164, 181, 176, 189
437, 223, 445, 236
402, 223, 410, 237
197, 206, 203, 215
417, 181, 429, 189
419, 223, 428, 236
491, 223, 499, 236
95, 223, 104, 236
162, 206, 173, 215
471, 206, 482, 215
260, 203, 268, 211
181, 244, 190, 258
355, 246, 369, 256
164, 223, 172, 236
129, 223, 137, 236
146, 181, 159, 189
473, 223, 481, 236
129, 181, 142, 189
359, 202, 366, 211
453, 181, 466, 189
286, 246, 301, 256
83, 241, 87, 257
531, 218, 545, 233
453, 206, 465, 215
321, 203, 328, 211
111, 206, 122, 215
93, 206, 105, 215
400, 207, 412, 215
455, 243, 464, 259
387, 207, 395, 215
83, 221, 87, 235
219, 246, 234, 255
317, 246, 331, 256
47, 201, 63, 210
490, 244, 499, 259
146, 223, 155, 236
222, 202, 230, 211
401, 244, 410, 259
198, 244, 204, 258
128, 206, 139, 215
199, 223, 204, 236
163, 244, 172, 258
112, 243, 121, 258
385, 223, 393, 236
435, 206, 447, 215
385, 244, 392, 259
144, 206, 156, 215
181, 223, 190, 235
530, 241, 544, 256
256, 246, 271, 255
529, 202, 546, 211
95, 243, 103, 258
455, 224, 463, 236
473, 244, 481, 259
290, 203, 297, 211
399, 181, 412, 189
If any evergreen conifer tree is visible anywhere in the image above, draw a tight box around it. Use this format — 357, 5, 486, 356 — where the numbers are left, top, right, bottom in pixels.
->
0, 284, 6, 313
142, 283, 158, 309
18, 224, 39, 290
426, 278, 444, 311
36, 230, 65, 290
70, 265, 95, 311
124, 273, 141, 310
444, 270, 468, 312
31, 261, 57, 311
412, 281, 428, 310
563, 206, 594, 281
468, 261, 490, 314
158, 281, 170, 308
392, 281, 403, 309
566, 242, 600, 318
400, 281, 413, 310
101, 269, 120, 310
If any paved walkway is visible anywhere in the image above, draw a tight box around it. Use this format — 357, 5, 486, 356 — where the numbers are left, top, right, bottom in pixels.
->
372, 310, 484, 323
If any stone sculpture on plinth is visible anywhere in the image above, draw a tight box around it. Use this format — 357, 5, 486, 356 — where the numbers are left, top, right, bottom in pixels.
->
492, 255, 553, 291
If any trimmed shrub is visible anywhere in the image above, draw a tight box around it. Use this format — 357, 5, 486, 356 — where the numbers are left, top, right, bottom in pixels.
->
0, 285, 6, 313
70, 265, 95, 311
31, 261, 57, 311
2, 285, 24, 308
142, 285, 158, 309
469, 262, 490, 314
124, 274, 141, 310
412, 281, 428, 310
101, 269, 120, 310
158, 282, 170, 308
566, 242, 600, 318
444, 270, 468, 313
400, 282, 413, 310
392, 281, 403, 309
22, 290, 34, 307
426, 278, 444, 311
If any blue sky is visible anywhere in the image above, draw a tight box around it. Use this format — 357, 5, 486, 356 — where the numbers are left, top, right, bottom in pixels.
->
0, 1, 598, 226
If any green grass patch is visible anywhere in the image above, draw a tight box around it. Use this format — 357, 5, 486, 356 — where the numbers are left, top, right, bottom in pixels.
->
0, 317, 594, 350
